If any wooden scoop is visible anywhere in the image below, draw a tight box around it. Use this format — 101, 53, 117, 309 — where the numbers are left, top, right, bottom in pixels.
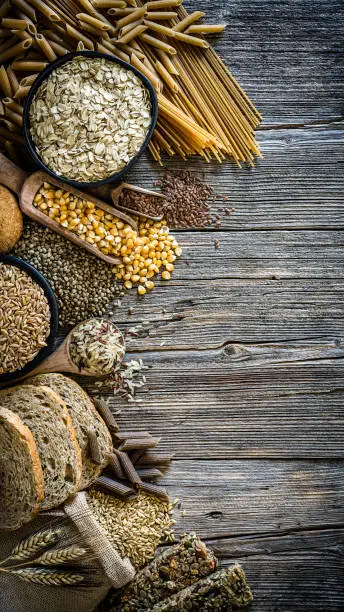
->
0, 153, 137, 265
112, 182, 165, 222
20, 319, 125, 379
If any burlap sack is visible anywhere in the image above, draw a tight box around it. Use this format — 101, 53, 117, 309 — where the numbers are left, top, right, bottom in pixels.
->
0, 492, 135, 612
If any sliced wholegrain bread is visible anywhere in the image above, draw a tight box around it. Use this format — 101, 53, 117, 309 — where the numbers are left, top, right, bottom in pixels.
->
27, 374, 112, 488
0, 385, 82, 510
0, 407, 44, 530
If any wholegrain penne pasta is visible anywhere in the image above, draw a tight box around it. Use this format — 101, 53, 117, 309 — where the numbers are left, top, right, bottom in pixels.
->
118, 24, 147, 44
0, 66, 12, 97
120, 19, 144, 35
93, 0, 127, 7
0, 0, 10, 19
172, 11, 205, 32
11, 0, 37, 22
13, 84, 30, 99
107, 452, 126, 480
173, 29, 209, 47
136, 467, 164, 480
115, 449, 141, 484
140, 33, 176, 54
1, 18, 28, 30
89, 10, 117, 35
92, 397, 119, 434
28, 0, 62, 23
131, 52, 162, 90
20, 73, 38, 86
154, 59, 179, 92
114, 431, 151, 442
186, 24, 226, 34
119, 437, 160, 452
108, 8, 136, 17
156, 48, 179, 74
0, 125, 25, 144
117, 42, 145, 59
65, 23, 94, 50
0, 38, 32, 65
96, 41, 130, 62
115, 6, 146, 31
146, 11, 178, 20
75, 0, 98, 15
0, 35, 18, 54
11, 29, 33, 42
76, 40, 85, 51
95, 475, 136, 498
4, 139, 21, 164
41, 29, 66, 44
2, 97, 23, 114
146, 0, 181, 8
49, 39, 69, 56
136, 451, 174, 467
76, 12, 112, 31
79, 21, 107, 37
34, 33, 57, 61
6, 66, 19, 95
98, 37, 120, 54
126, 0, 137, 5
137, 482, 169, 501
4, 106, 23, 127
11, 59, 48, 70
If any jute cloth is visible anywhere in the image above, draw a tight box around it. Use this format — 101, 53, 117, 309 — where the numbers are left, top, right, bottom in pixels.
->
0, 492, 135, 612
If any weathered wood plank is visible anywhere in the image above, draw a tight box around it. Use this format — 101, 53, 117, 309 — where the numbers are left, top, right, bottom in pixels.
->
158, 460, 344, 536
122, 127, 344, 230
182, 0, 344, 124
114, 278, 344, 348
144, 230, 344, 280
85, 361, 344, 458
211, 530, 344, 612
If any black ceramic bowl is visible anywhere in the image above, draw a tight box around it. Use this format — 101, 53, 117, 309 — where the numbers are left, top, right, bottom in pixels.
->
23, 50, 158, 189
0, 255, 59, 385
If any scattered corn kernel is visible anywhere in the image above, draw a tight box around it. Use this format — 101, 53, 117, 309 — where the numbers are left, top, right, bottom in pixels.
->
33, 183, 182, 296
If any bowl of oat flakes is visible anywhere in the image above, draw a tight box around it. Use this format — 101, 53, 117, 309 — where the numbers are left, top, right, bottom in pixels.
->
23, 51, 158, 188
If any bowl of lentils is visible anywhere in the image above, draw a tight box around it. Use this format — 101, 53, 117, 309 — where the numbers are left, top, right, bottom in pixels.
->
0, 255, 58, 384
23, 51, 158, 188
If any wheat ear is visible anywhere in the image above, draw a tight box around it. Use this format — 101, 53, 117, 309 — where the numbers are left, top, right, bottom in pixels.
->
34, 547, 87, 566
11, 568, 85, 586
0, 530, 62, 565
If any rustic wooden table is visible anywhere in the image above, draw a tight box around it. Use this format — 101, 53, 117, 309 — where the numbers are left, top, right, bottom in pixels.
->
85, 1, 344, 609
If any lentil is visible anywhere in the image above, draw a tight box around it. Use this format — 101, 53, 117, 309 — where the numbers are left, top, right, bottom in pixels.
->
13, 219, 123, 327
87, 489, 173, 569
0, 263, 50, 375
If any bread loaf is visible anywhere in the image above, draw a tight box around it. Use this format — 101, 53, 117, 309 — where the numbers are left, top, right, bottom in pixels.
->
27, 374, 113, 488
0, 407, 44, 530
0, 385, 82, 509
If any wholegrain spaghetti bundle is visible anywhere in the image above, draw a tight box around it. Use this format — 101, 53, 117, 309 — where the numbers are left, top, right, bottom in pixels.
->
0, 0, 261, 167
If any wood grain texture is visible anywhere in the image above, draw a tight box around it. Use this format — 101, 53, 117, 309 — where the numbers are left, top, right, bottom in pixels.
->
120, 126, 344, 230
158, 460, 344, 536
211, 530, 344, 611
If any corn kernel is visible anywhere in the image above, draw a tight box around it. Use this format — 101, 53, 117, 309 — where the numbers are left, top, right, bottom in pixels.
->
161, 270, 171, 280
131, 274, 140, 283
138, 285, 146, 295
124, 280, 133, 289
145, 280, 154, 290
165, 263, 174, 272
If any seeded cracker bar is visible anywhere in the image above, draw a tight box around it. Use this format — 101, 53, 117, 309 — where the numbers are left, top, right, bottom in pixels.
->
110, 534, 217, 611
151, 566, 253, 611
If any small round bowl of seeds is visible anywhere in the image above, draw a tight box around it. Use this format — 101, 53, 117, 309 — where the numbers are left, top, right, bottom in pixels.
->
23, 51, 158, 188
0, 255, 58, 384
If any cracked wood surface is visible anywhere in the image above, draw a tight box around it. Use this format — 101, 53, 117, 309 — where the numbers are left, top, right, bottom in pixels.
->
84, 0, 343, 608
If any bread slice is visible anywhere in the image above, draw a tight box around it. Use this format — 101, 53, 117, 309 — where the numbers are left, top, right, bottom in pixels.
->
0, 385, 82, 510
0, 407, 44, 530
28, 374, 112, 489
